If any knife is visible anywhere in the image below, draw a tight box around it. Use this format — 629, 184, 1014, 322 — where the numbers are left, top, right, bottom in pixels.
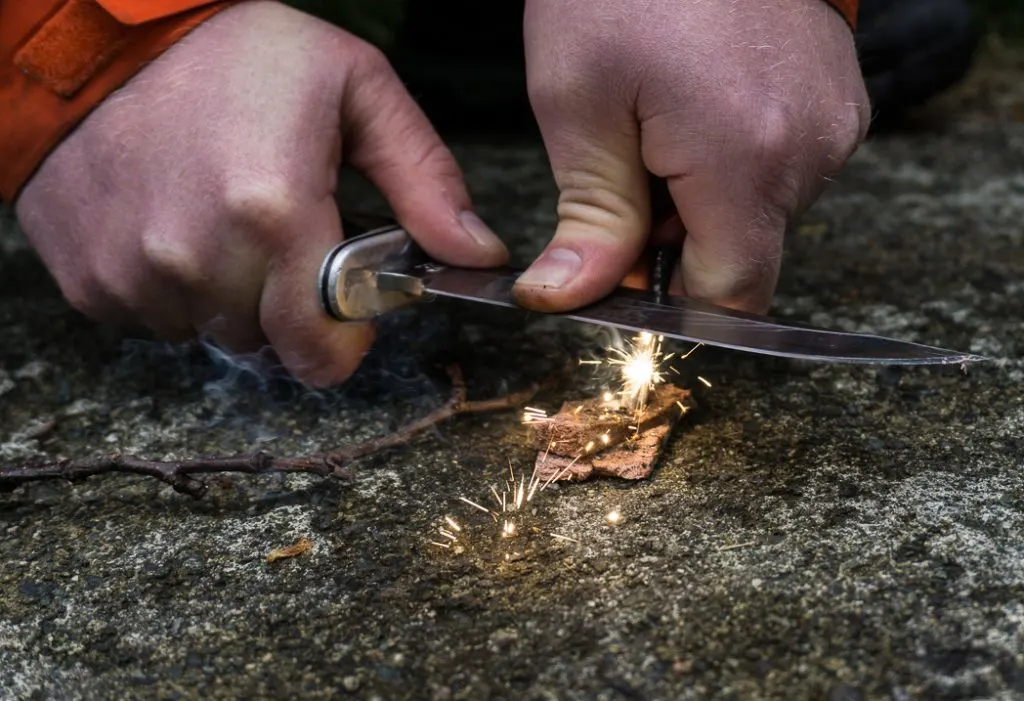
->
318, 220, 986, 366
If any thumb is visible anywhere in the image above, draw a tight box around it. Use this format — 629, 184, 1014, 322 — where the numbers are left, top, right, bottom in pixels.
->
343, 48, 509, 269
512, 92, 651, 312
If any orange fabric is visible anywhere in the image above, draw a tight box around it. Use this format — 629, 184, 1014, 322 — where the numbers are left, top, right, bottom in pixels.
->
824, 0, 859, 29
0, 0, 238, 204
98, 0, 233, 25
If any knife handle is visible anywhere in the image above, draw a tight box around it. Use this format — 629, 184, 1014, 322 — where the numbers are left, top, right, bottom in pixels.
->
318, 221, 428, 321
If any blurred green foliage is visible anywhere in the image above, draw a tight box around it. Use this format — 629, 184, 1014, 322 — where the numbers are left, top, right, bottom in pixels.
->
281, 1, 1022, 51
972, 0, 1024, 39
282, 0, 405, 49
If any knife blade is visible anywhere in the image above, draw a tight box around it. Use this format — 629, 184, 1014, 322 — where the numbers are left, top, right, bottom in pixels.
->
318, 222, 987, 366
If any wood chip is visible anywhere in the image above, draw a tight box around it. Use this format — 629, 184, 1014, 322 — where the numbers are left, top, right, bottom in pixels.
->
266, 537, 314, 564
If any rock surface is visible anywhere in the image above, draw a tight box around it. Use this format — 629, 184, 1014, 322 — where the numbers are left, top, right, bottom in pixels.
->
3, 59, 1024, 700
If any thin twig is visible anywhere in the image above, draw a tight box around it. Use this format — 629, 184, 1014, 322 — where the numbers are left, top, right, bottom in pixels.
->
716, 540, 757, 552
0, 365, 556, 499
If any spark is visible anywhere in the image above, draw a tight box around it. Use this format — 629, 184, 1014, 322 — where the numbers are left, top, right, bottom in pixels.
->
526, 457, 545, 503
459, 496, 492, 515
679, 343, 703, 359
433, 455, 629, 556
522, 406, 550, 424
600, 433, 610, 445
541, 454, 582, 491
717, 540, 756, 552
444, 516, 462, 532
697, 375, 713, 388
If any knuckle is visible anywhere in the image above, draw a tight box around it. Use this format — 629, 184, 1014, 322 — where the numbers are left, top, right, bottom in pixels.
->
732, 103, 804, 211
350, 41, 395, 84
825, 99, 869, 165
375, 125, 459, 180
141, 231, 205, 286
60, 277, 105, 320
221, 174, 301, 235
555, 169, 645, 236
750, 103, 800, 165
92, 263, 137, 313
406, 138, 459, 177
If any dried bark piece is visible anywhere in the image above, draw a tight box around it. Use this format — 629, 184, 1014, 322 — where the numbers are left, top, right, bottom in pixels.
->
528, 383, 691, 457
266, 537, 314, 564
532, 384, 694, 482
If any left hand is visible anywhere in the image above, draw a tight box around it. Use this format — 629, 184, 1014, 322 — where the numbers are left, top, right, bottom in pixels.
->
516, 0, 870, 314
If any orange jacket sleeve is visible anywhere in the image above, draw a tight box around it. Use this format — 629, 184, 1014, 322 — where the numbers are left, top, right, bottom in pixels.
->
827, 0, 858, 29
0, 0, 858, 206
0, 0, 238, 204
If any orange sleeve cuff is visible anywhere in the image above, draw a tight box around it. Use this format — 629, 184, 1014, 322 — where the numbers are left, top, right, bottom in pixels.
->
823, 0, 859, 29
0, 0, 240, 204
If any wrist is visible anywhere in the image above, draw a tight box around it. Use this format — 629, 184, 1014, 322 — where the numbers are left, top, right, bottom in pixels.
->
0, 0, 242, 204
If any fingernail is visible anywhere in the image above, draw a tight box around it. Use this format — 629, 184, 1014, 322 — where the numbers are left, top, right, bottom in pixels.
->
516, 248, 582, 290
458, 210, 504, 249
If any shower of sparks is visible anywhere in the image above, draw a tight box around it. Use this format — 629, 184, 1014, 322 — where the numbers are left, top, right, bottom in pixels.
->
434, 456, 580, 552
522, 406, 551, 424
431, 336, 712, 558
582, 333, 702, 419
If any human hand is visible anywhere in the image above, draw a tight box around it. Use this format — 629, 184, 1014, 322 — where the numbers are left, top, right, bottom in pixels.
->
516, 0, 869, 314
15, 0, 507, 387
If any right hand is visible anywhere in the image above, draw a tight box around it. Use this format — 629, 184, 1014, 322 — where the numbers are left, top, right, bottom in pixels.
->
15, 0, 508, 387
515, 0, 869, 315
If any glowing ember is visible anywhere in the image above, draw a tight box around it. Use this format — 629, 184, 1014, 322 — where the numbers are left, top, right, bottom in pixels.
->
606, 509, 622, 524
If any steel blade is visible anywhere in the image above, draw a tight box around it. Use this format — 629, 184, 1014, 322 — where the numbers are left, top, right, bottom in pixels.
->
380, 267, 986, 366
